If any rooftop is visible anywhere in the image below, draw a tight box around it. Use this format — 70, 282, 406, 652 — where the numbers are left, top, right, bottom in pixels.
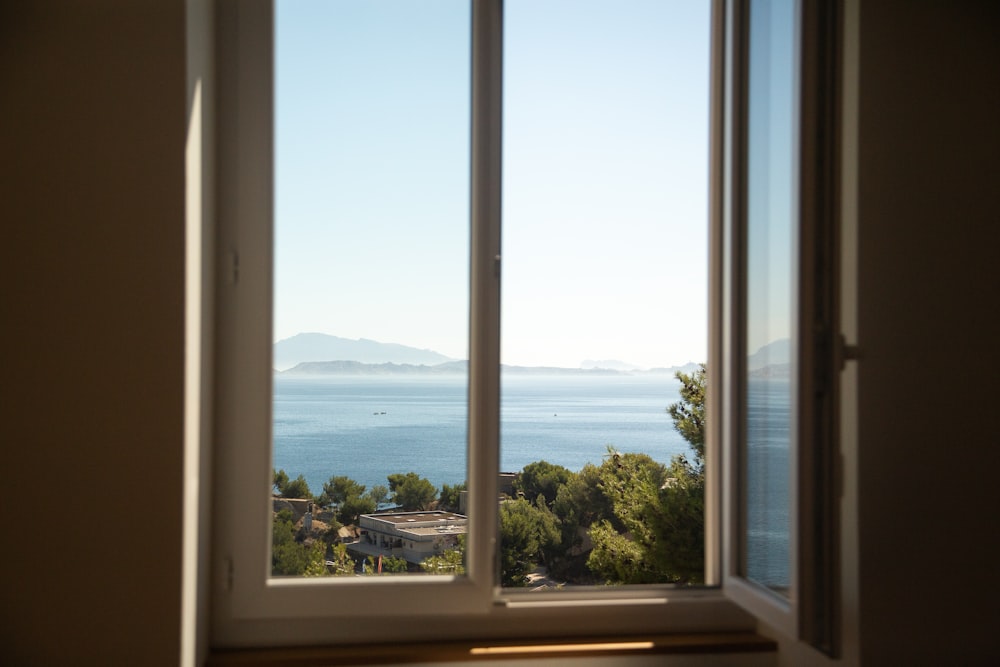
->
364, 510, 467, 525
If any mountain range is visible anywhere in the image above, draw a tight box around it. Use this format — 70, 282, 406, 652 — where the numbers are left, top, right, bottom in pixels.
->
274, 332, 715, 376
274, 333, 791, 377
273, 333, 454, 371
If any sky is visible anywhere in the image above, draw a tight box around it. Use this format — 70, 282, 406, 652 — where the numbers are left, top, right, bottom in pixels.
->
274, 0, 712, 369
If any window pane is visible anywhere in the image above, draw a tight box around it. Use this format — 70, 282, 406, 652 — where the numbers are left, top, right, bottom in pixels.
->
743, 0, 798, 596
501, 0, 711, 588
272, 0, 470, 577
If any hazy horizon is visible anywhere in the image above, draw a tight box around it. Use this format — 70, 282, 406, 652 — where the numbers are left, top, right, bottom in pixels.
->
273, 330, 709, 372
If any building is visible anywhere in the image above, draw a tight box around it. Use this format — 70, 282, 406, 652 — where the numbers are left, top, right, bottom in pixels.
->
353, 511, 467, 564
2, 2, 998, 665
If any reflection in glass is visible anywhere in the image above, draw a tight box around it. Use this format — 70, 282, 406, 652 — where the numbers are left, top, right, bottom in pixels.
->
743, 0, 798, 595
271, 0, 470, 577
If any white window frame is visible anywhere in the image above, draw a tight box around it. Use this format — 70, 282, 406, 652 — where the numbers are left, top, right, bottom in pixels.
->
718, 0, 842, 656
208, 0, 841, 652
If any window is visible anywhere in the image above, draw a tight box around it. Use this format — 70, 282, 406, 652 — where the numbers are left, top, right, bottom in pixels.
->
211, 0, 841, 653
718, 0, 841, 654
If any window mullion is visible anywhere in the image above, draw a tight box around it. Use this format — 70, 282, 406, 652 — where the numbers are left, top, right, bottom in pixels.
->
467, 0, 503, 597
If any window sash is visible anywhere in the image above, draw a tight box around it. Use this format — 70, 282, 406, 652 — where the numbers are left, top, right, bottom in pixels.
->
718, 0, 841, 654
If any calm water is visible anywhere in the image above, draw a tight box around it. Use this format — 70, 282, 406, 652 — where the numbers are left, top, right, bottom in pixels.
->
273, 374, 691, 493
273, 373, 790, 584
746, 377, 792, 589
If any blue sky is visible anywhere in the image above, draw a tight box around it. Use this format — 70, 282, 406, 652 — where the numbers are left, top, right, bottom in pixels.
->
274, 0, 712, 369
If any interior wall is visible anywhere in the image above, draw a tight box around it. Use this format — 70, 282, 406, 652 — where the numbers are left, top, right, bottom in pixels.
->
855, 0, 1000, 663
0, 1, 187, 665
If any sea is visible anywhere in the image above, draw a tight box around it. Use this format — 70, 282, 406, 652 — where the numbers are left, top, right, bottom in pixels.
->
273, 373, 790, 586
273, 373, 693, 492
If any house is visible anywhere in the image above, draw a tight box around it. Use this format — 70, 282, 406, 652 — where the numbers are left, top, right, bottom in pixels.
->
354, 511, 468, 564
2, 1, 998, 665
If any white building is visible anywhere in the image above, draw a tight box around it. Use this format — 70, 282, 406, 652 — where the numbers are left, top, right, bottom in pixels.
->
355, 511, 467, 564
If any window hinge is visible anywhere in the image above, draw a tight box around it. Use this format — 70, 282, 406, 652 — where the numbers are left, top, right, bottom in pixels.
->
228, 250, 240, 284
836, 333, 860, 371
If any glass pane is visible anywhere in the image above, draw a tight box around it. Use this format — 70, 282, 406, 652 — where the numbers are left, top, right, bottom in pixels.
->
501, 0, 711, 588
743, 0, 798, 596
271, 0, 470, 578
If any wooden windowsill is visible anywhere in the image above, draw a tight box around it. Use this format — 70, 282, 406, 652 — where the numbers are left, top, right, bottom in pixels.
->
208, 632, 776, 666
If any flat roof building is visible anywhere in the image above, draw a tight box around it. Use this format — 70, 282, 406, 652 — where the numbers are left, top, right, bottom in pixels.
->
352, 511, 467, 565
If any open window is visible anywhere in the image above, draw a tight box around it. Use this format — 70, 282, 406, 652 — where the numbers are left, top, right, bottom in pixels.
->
717, 0, 841, 655
210, 0, 842, 654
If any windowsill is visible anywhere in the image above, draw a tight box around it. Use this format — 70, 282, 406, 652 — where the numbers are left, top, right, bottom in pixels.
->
207, 632, 776, 666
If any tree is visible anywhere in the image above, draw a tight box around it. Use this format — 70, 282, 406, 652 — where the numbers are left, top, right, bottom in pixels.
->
271, 509, 329, 576
421, 535, 466, 575
667, 364, 706, 463
273, 469, 289, 495
541, 462, 618, 582
498, 497, 561, 587
315, 475, 381, 524
368, 554, 408, 574
317, 475, 366, 508
337, 494, 376, 525
514, 461, 571, 508
585, 366, 708, 585
586, 450, 671, 584
438, 481, 467, 512
323, 543, 355, 576
273, 469, 313, 500
387, 472, 437, 510
281, 474, 313, 499
367, 484, 390, 509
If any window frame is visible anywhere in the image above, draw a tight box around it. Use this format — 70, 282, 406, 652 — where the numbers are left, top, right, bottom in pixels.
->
208, 0, 840, 652
718, 0, 842, 655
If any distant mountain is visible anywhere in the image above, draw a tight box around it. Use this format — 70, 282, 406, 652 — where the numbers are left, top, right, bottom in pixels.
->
283, 360, 468, 376
273, 333, 455, 371
580, 359, 640, 371
275, 332, 707, 377
749, 362, 791, 378
502, 365, 624, 376
647, 362, 703, 375
281, 360, 632, 376
747, 338, 790, 371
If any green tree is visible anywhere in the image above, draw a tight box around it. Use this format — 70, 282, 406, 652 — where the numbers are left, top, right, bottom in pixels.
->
317, 475, 366, 508
545, 463, 619, 582
586, 365, 707, 585
367, 484, 390, 509
387, 472, 437, 510
420, 535, 466, 575
499, 497, 561, 587
315, 475, 382, 524
337, 494, 376, 525
281, 474, 313, 499
438, 481, 467, 512
329, 543, 356, 576
667, 364, 706, 463
273, 469, 289, 495
272, 470, 314, 500
514, 461, 571, 508
586, 450, 671, 584
272, 509, 329, 576
373, 554, 409, 573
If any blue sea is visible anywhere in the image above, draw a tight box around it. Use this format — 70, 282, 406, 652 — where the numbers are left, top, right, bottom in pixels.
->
273, 373, 790, 586
273, 373, 693, 493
